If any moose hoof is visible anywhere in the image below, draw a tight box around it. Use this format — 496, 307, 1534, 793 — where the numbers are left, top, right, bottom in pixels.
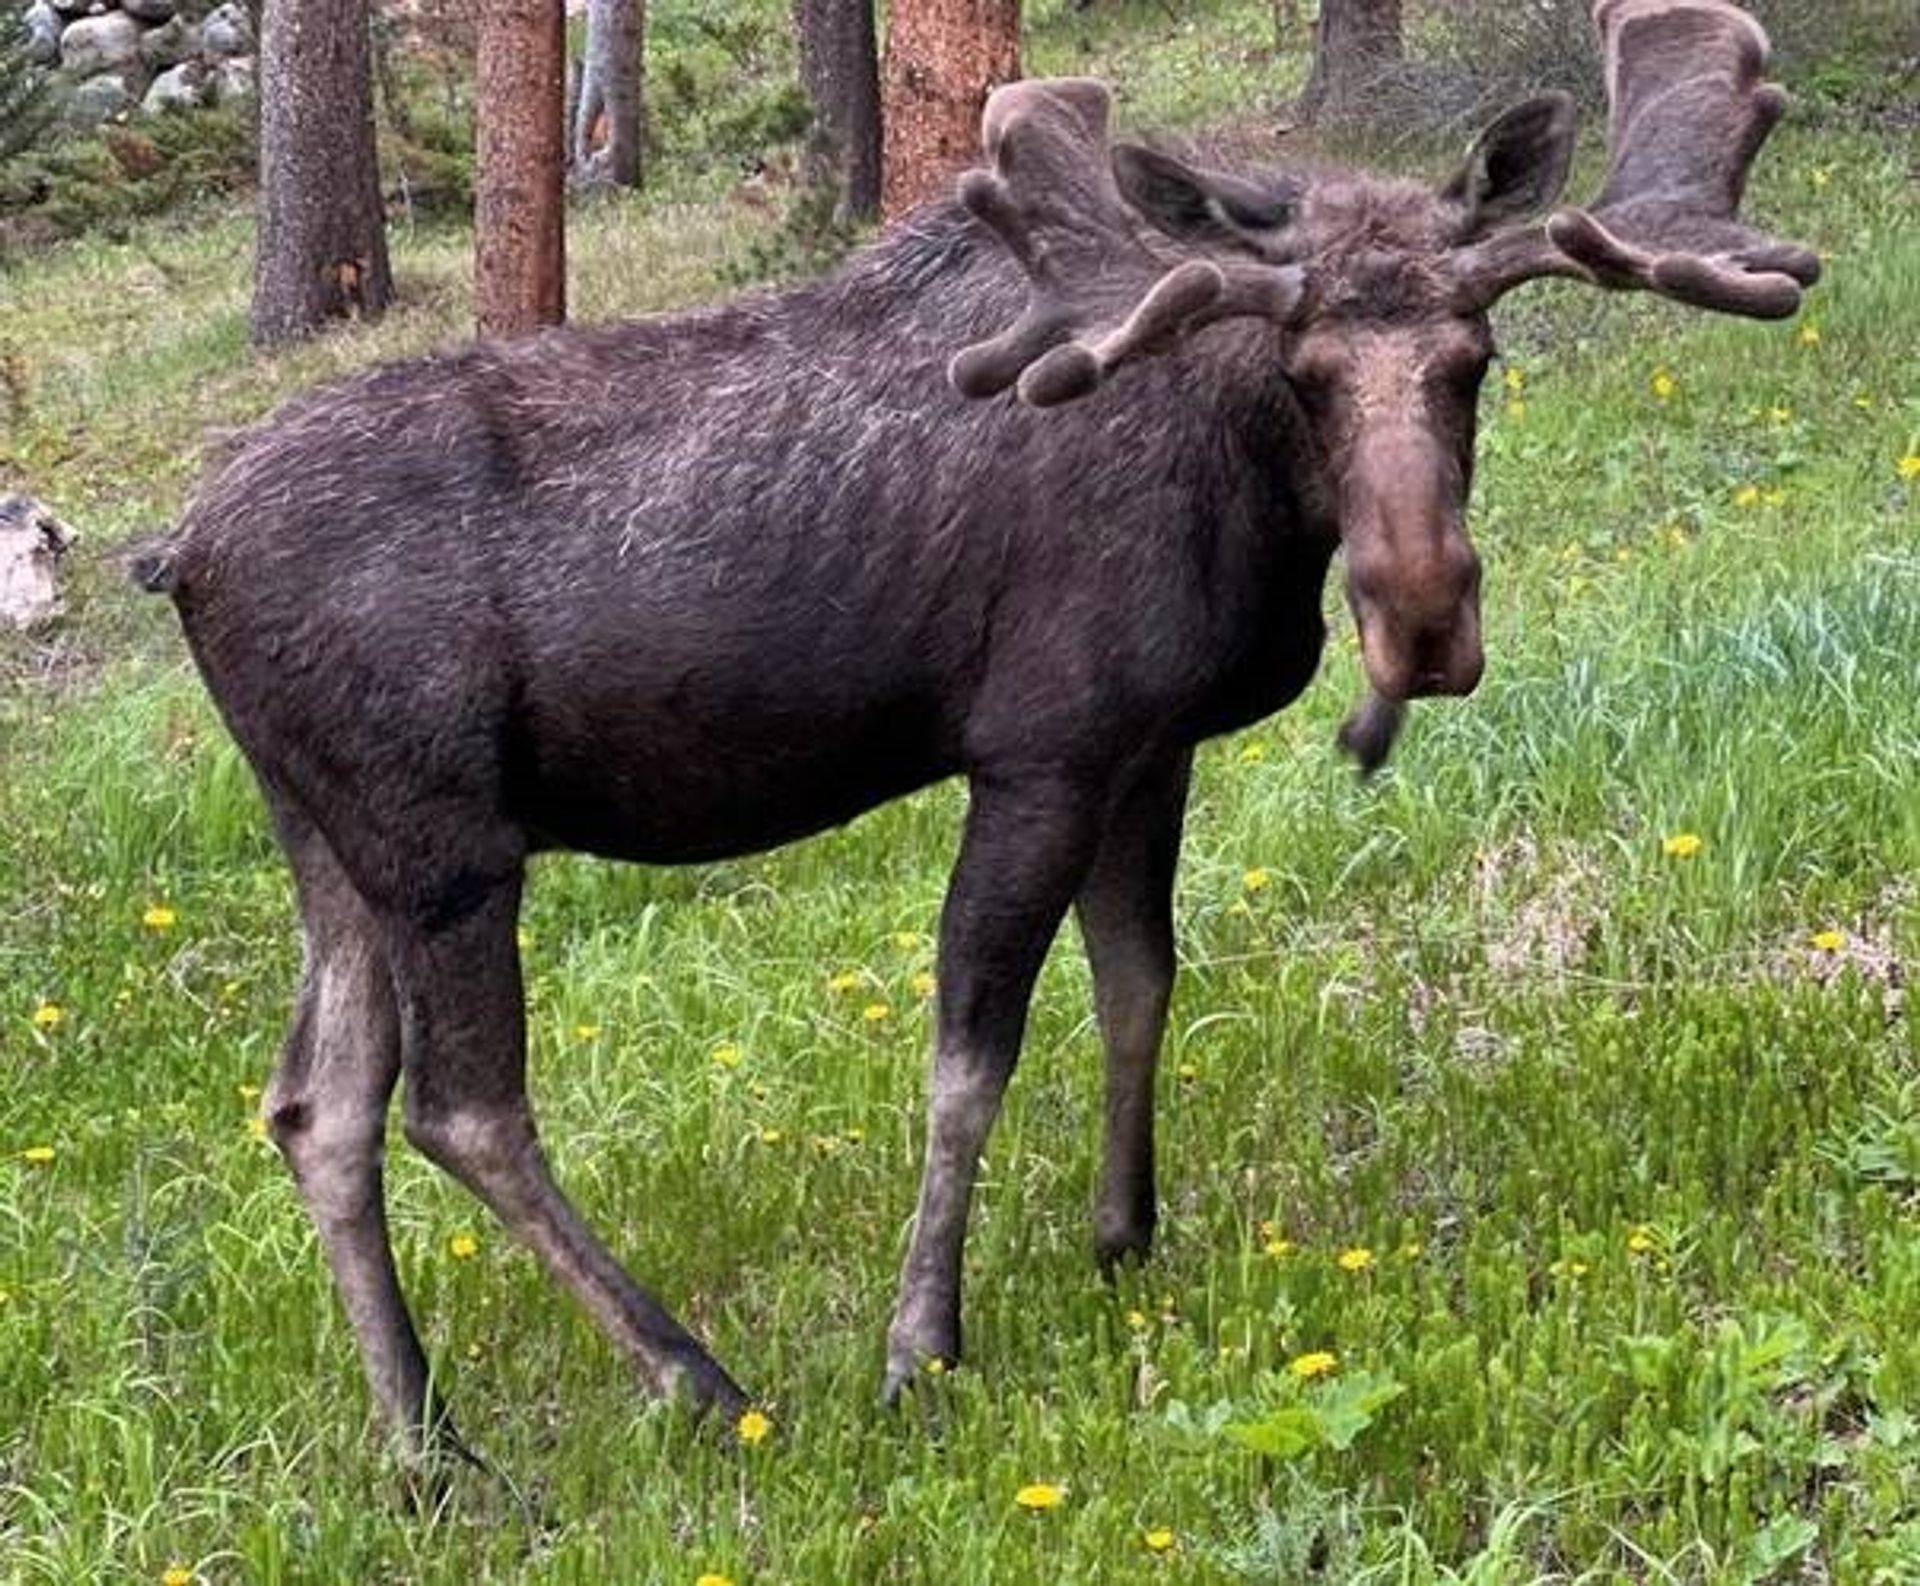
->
882, 1313, 960, 1408
662, 1348, 751, 1425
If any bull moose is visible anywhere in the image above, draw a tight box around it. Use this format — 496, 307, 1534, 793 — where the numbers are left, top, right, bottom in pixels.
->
136, 0, 1817, 1457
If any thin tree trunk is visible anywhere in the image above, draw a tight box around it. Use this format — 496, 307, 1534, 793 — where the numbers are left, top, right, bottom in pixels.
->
880, 0, 1019, 224
252, 0, 392, 346
476, 0, 567, 338
572, 0, 645, 190
1302, 0, 1402, 123
795, 0, 881, 221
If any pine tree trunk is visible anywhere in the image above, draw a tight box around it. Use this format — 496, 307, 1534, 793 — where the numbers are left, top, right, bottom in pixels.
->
880, 0, 1019, 224
252, 0, 392, 347
795, 0, 882, 221
572, 0, 646, 190
1302, 0, 1402, 123
476, 0, 567, 338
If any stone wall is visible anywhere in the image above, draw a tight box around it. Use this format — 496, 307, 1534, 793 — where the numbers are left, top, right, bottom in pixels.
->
20, 0, 255, 127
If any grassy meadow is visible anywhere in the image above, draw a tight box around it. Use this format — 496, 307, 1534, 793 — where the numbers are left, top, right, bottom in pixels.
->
3, 1, 1918, 1580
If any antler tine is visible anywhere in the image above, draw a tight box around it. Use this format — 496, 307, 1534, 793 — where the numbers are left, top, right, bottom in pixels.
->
1461, 0, 1819, 317
950, 79, 1304, 409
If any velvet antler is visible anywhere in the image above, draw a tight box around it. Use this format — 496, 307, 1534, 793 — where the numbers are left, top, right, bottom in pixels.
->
1457, 0, 1819, 316
950, 79, 1305, 408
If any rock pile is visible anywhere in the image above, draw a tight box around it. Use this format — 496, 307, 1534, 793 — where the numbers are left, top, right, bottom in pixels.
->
19, 0, 255, 128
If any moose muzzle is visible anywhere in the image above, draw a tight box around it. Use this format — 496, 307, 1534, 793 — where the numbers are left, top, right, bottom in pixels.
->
1341, 429, 1485, 702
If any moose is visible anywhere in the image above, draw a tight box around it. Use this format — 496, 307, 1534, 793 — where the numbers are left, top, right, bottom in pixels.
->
139, 0, 1815, 1458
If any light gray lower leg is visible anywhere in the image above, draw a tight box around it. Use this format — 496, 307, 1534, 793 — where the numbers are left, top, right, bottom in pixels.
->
392, 880, 745, 1416
267, 838, 454, 1457
883, 777, 1104, 1400
1075, 751, 1188, 1270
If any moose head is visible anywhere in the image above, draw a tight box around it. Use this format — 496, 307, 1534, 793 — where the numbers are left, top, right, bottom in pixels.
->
951, 0, 1819, 707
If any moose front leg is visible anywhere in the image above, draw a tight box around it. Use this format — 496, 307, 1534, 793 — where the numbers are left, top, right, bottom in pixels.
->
1075, 751, 1190, 1272
884, 776, 1104, 1402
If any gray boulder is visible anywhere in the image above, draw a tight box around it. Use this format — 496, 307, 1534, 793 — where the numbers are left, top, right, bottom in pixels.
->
137, 13, 199, 69
48, 0, 90, 16
211, 55, 253, 106
121, 0, 176, 18
21, 1, 62, 65
63, 69, 133, 126
142, 58, 209, 114
58, 10, 141, 74
199, 1, 252, 56
0, 496, 76, 632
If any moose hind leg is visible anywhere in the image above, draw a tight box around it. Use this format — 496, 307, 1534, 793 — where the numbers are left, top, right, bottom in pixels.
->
265, 808, 460, 1461
1075, 752, 1189, 1272
388, 864, 747, 1418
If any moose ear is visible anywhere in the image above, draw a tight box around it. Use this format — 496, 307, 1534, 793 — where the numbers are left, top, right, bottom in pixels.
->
1112, 144, 1296, 251
1441, 92, 1577, 240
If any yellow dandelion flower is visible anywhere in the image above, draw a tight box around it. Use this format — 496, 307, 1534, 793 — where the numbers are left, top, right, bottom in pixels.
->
1649, 369, 1677, 401
1898, 453, 1920, 481
1733, 483, 1763, 508
1810, 928, 1845, 952
31, 1002, 63, 1030
1768, 405, 1793, 424
923, 1356, 946, 1376
1176, 1060, 1200, 1083
757, 1127, 785, 1145
515, 927, 533, 950
695, 1575, 734, 1586
1614, 547, 1633, 563
1143, 1526, 1178, 1553
842, 1125, 865, 1144
1014, 1482, 1066, 1511
1810, 166, 1831, 190
247, 1116, 268, 1141
1264, 1237, 1295, 1260
1126, 1308, 1150, 1332
736, 1408, 772, 1446
827, 970, 863, 994
142, 904, 178, 931
910, 971, 937, 999
1797, 323, 1821, 347
573, 1023, 602, 1041
20, 1145, 55, 1164
1242, 866, 1272, 893
711, 1042, 743, 1069
1761, 487, 1785, 508
237, 1082, 260, 1101
1506, 399, 1527, 421
890, 930, 922, 951
448, 1232, 480, 1260
1400, 1241, 1423, 1260
162, 1568, 195, 1586
1627, 1225, 1657, 1255
467, 1341, 484, 1360
1661, 832, 1703, 859
1504, 365, 1526, 393
1665, 525, 1690, 550
1337, 1246, 1374, 1273
1290, 1350, 1339, 1379
1238, 741, 1267, 764
861, 1002, 892, 1024
1567, 575, 1590, 597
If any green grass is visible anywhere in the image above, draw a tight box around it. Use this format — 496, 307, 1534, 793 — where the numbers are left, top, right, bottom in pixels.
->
3, 3, 1919, 1581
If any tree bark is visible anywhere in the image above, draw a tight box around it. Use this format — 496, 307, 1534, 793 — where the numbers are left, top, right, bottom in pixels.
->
252, 0, 392, 347
572, 0, 646, 190
795, 0, 882, 221
1302, 0, 1402, 123
880, 0, 1019, 224
476, 0, 567, 338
